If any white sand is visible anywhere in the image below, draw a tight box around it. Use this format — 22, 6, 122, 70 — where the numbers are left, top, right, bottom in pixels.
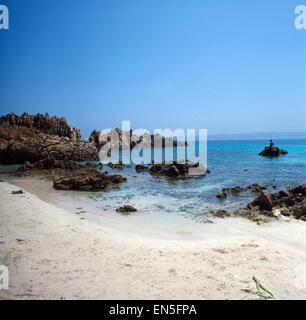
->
0, 180, 306, 300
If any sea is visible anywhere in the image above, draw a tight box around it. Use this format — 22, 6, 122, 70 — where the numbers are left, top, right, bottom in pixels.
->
1, 139, 306, 240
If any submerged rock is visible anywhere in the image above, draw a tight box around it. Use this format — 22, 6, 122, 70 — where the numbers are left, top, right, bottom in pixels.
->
210, 209, 231, 218
107, 162, 125, 170
216, 183, 267, 200
216, 192, 227, 200
246, 183, 267, 194
227, 186, 246, 196
233, 210, 271, 225
259, 146, 288, 157
53, 172, 126, 191
135, 164, 149, 172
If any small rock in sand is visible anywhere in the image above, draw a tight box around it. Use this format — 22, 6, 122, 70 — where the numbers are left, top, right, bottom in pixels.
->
116, 205, 138, 214
11, 190, 24, 195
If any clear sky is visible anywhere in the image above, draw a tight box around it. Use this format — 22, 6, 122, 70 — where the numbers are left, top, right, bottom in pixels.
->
1, 0, 305, 138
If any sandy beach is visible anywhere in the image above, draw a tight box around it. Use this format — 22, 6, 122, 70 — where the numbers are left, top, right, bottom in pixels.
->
1, 180, 306, 300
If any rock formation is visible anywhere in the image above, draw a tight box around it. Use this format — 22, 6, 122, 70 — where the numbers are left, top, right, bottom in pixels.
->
0, 112, 81, 142
259, 146, 288, 156
89, 128, 187, 151
247, 184, 306, 220
53, 171, 126, 191
0, 113, 98, 165
0, 113, 190, 167
149, 161, 207, 178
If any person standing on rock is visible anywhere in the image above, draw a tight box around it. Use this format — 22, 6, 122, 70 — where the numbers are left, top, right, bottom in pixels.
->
269, 139, 274, 147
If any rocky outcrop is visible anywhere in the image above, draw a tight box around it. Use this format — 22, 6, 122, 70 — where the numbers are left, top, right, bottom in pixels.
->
259, 146, 288, 156
0, 112, 81, 142
17, 159, 103, 177
89, 128, 187, 152
247, 184, 306, 220
0, 113, 98, 165
212, 184, 306, 223
0, 112, 190, 166
53, 172, 126, 191
149, 161, 207, 178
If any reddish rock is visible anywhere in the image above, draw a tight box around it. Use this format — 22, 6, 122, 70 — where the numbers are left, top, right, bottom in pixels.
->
0, 112, 81, 142
0, 113, 98, 165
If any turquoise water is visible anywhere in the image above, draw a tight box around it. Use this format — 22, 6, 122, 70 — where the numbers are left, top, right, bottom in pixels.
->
2, 139, 305, 235
60, 139, 306, 230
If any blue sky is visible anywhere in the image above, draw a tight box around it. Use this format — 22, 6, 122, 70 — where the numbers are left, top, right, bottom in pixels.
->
0, 0, 305, 138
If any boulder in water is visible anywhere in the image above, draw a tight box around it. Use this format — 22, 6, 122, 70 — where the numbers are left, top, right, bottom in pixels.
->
259, 146, 288, 156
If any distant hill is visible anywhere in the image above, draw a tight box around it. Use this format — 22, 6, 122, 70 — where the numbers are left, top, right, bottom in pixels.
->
207, 132, 306, 141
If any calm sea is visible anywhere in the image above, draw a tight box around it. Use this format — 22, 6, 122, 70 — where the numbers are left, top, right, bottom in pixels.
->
2, 139, 306, 238
59, 139, 306, 235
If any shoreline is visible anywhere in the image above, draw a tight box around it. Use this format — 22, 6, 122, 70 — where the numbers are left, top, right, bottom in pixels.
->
4, 174, 306, 244
1, 180, 306, 299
